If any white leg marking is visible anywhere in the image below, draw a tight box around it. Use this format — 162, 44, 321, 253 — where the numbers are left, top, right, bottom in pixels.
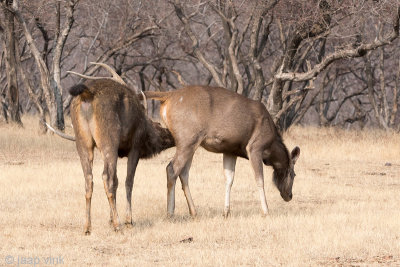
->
223, 154, 237, 217
259, 186, 268, 216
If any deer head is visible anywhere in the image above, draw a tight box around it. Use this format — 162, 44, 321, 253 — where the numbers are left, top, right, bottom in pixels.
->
272, 146, 300, 202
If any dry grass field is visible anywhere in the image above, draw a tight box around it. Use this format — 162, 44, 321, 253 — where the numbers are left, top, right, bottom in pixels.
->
0, 116, 399, 266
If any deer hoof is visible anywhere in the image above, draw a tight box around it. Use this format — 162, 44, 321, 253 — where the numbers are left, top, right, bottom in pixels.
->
84, 224, 91, 235
125, 221, 134, 228
166, 213, 174, 220
223, 210, 230, 219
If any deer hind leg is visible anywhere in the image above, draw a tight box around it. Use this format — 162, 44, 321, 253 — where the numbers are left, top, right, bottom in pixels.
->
125, 150, 139, 226
75, 134, 95, 235
179, 155, 196, 217
79, 147, 94, 235
166, 146, 196, 218
108, 175, 118, 226
223, 154, 237, 218
102, 151, 120, 231
248, 150, 269, 216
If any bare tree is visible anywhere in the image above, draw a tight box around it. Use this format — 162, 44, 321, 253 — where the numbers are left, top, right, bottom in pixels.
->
0, 0, 22, 125
1, 0, 399, 131
51, 0, 77, 130
315, 66, 368, 127
0, 45, 9, 122
61, 0, 158, 112
171, 0, 277, 96
5, 0, 79, 130
168, 0, 400, 131
363, 48, 399, 130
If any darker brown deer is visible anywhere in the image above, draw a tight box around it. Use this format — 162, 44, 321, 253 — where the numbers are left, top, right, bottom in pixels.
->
50, 63, 175, 234
141, 86, 300, 218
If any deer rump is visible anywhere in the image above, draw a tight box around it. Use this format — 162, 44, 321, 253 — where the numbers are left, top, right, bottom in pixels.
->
140, 85, 300, 218
70, 79, 148, 158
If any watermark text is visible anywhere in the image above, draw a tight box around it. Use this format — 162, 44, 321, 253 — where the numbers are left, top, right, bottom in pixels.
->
4, 255, 64, 266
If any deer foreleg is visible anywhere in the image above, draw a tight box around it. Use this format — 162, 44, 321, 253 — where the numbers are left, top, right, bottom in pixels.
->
166, 148, 196, 218
223, 154, 237, 218
248, 151, 268, 216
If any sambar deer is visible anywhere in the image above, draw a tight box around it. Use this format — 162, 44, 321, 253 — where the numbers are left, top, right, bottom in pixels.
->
141, 86, 300, 218
49, 63, 175, 234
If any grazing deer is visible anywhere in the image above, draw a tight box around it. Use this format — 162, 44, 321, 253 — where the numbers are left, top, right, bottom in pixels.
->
141, 86, 300, 218
49, 63, 175, 234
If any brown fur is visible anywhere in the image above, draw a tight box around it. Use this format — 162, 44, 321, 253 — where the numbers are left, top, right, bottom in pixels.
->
70, 79, 174, 234
141, 86, 300, 217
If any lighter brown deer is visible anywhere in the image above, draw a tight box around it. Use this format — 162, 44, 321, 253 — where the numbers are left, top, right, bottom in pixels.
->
142, 86, 300, 218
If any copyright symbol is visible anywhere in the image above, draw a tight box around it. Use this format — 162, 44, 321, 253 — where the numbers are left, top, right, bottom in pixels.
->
5, 255, 14, 265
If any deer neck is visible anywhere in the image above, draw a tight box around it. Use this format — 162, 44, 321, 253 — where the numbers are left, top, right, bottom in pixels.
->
138, 119, 175, 159
151, 120, 175, 150
270, 139, 290, 171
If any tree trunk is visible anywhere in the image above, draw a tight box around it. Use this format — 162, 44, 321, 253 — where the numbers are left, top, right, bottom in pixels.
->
1, 0, 22, 126
14, 38, 47, 134
389, 58, 399, 127
52, 1, 64, 130
51, 0, 78, 130
12, 2, 57, 129
365, 54, 388, 129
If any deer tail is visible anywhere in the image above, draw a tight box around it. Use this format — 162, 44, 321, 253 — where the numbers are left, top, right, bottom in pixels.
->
69, 84, 90, 96
137, 91, 172, 102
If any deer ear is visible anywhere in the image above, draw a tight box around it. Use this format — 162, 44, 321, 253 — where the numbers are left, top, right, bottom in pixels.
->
291, 146, 300, 164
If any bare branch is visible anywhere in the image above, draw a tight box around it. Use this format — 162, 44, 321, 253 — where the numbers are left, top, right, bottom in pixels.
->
275, 7, 400, 82
172, 0, 224, 87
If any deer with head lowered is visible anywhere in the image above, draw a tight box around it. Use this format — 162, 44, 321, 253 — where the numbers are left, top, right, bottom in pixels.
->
140, 86, 300, 218
48, 63, 175, 234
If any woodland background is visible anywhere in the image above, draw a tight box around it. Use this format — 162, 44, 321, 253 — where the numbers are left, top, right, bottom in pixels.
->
0, 0, 399, 132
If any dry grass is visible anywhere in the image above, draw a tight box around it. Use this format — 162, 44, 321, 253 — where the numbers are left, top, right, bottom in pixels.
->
0, 116, 399, 266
